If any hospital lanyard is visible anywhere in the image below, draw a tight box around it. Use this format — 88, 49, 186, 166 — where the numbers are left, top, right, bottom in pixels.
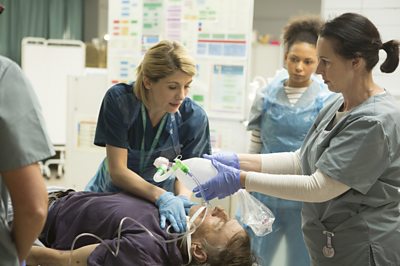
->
139, 104, 167, 173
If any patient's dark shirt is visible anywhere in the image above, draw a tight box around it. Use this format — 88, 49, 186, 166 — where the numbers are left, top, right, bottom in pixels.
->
40, 192, 183, 266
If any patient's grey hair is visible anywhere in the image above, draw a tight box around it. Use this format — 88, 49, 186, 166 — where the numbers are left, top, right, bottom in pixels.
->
190, 232, 257, 266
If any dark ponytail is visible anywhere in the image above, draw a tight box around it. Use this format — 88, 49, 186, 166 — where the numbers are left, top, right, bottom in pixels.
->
380, 40, 400, 73
320, 13, 400, 73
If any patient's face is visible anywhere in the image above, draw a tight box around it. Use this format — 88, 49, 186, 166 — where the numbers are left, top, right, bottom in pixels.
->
189, 205, 244, 247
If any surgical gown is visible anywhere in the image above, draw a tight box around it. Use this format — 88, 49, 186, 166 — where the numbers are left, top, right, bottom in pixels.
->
246, 69, 332, 266
300, 92, 400, 265
85, 83, 211, 193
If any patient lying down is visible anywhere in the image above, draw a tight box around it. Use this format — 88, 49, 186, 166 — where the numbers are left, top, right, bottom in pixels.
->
26, 191, 255, 266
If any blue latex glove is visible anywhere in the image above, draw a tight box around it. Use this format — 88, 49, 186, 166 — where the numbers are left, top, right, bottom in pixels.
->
177, 195, 198, 215
193, 159, 241, 200
155, 192, 186, 233
203, 152, 239, 169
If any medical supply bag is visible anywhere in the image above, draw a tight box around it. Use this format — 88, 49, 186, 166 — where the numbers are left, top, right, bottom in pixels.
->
236, 189, 275, 236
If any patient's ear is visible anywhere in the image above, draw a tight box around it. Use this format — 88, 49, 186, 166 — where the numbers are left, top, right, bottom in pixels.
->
191, 242, 207, 263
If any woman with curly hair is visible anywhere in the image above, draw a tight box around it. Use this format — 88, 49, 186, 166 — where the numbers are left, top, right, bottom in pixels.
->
243, 15, 333, 266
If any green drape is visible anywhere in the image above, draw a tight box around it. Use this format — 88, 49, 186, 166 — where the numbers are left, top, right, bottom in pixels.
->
0, 0, 83, 65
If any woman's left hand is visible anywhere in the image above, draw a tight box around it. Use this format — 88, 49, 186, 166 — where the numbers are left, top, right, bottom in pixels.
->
192, 159, 241, 200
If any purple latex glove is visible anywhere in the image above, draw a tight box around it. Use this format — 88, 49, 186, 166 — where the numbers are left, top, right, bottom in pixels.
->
193, 159, 241, 200
203, 152, 240, 169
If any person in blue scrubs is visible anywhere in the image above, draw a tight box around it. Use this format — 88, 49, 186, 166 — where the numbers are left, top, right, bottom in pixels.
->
85, 40, 211, 233
245, 15, 332, 266
194, 13, 400, 266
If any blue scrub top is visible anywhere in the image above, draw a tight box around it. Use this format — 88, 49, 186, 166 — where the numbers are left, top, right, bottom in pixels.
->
86, 83, 211, 193
300, 92, 400, 265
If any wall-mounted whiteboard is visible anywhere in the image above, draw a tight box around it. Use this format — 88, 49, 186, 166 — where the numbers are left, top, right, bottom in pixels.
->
21, 37, 86, 145
65, 70, 109, 190
107, 0, 254, 120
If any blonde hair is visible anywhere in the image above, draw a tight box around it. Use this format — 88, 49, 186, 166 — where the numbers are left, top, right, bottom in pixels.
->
134, 40, 196, 107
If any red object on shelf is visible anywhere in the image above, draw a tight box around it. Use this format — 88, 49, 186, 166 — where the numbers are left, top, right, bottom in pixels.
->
270, 40, 280, 46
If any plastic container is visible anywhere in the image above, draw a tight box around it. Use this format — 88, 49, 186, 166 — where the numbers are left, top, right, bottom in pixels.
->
153, 157, 171, 182
175, 157, 217, 190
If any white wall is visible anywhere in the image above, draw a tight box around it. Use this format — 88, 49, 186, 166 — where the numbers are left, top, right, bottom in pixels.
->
65, 69, 109, 190
253, 0, 321, 38
249, 0, 321, 101
321, 0, 400, 101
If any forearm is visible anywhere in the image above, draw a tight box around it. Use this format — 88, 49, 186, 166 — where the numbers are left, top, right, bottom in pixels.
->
174, 179, 192, 198
27, 244, 99, 266
243, 169, 350, 202
239, 150, 301, 174
237, 154, 262, 172
260, 150, 302, 174
3, 164, 48, 261
12, 209, 47, 261
28, 246, 65, 266
106, 145, 165, 203
110, 168, 165, 203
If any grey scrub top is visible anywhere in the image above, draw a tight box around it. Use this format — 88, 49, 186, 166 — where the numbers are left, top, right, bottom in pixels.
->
299, 92, 400, 266
0, 56, 54, 265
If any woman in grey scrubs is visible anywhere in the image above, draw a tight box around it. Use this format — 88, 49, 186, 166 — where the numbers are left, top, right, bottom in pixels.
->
193, 13, 400, 266
0, 56, 54, 265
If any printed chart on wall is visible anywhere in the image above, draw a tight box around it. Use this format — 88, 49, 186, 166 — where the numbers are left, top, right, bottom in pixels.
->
74, 118, 99, 150
108, 0, 254, 120
209, 64, 246, 114
142, 0, 163, 52
189, 0, 253, 119
195, 1, 249, 59
108, 0, 143, 84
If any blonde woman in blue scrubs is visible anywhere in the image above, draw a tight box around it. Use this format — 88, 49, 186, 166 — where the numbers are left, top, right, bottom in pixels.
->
85, 40, 211, 234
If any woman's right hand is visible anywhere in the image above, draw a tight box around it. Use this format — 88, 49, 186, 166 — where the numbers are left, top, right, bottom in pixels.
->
203, 152, 240, 169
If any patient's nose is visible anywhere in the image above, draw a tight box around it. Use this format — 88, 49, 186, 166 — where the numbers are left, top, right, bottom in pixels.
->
212, 206, 228, 220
